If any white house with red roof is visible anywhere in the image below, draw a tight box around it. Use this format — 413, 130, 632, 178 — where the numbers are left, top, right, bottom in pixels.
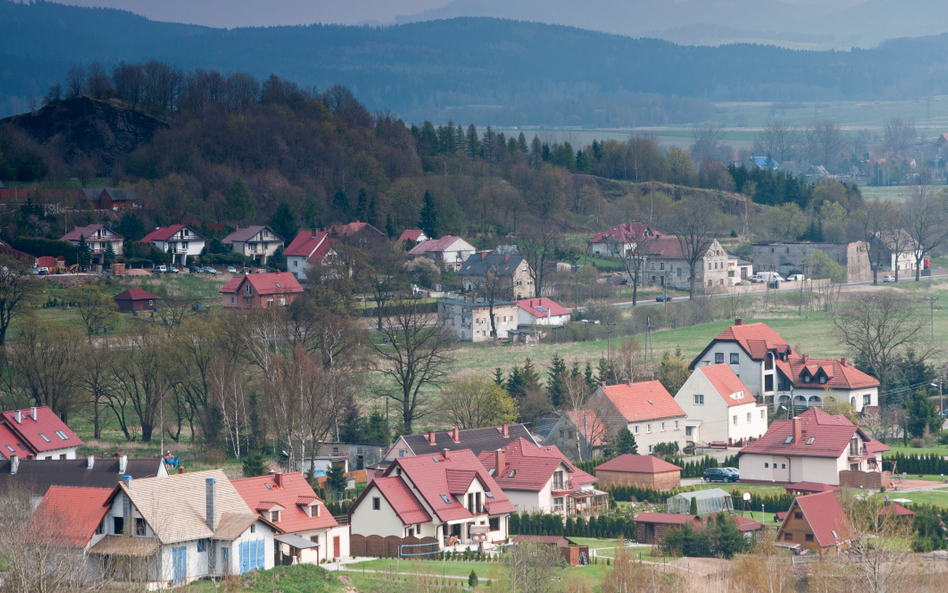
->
219, 272, 304, 309
408, 235, 477, 271
222, 225, 283, 265
349, 449, 515, 549
232, 472, 349, 563
737, 407, 889, 486
516, 297, 571, 326
586, 381, 687, 454
141, 224, 205, 266
588, 222, 665, 257
0, 406, 82, 460
774, 354, 879, 413
476, 437, 607, 519
283, 230, 338, 281
674, 363, 769, 446
30, 485, 118, 555
61, 224, 124, 265
398, 229, 428, 244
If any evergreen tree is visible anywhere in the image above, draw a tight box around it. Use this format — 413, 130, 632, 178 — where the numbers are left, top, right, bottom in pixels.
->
714, 513, 745, 558
576, 149, 592, 173
103, 241, 116, 264
455, 124, 466, 153
468, 570, 478, 588
356, 188, 369, 220
385, 214, 396, 238
906, 388, 940, 438
584, 362, 597, 393
332, 189, 350, 220
268, 201, 298, 245
689, 495, 698, 516
419, 190, 439, 238
436, 194, 465, 237
115, 211, 146, 242
224, 178, 255, 222
466, 124, 480, 157
517, 132, 529, 153
547, 354, 567, 407
616, 429, 638, 455
494, 368, 505, 386
326, 462, 348, 493
241, 450, 267, 477
77, 235, 92, 268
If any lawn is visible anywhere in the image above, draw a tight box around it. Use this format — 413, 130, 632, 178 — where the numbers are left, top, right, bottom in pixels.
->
880, 488, 948, 508
186, 564, 344, 593
884, 444, 948, 458
348, 558, 498, 579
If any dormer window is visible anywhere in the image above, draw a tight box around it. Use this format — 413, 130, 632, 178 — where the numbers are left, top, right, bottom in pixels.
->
803, 373, 811, 384
271, 510, 280, 522
818, 375, 826, 384
441, 494, 452, 504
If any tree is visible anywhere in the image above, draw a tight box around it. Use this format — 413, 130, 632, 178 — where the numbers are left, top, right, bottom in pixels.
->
604, 228, 653, 307
518, 218, 563, 299
834, 291, 932, 407
115, 211, 146, 242
224, 178, 255, 222
664, 146, 698, 186
65, 66, 86, 98
10, 320, 84, 421
664, 197, 721, 299
856, 200, 898, 285
765, 202, 807, 241
804, 119, 846, 172
503, 541, 560, 593
603, 548, 665, 593
657, 350, 689, 396
901, 184, 948, 281
76, 234, 92, 269
325, 461, 348, 493
70, 284, 118, 339
418, 190, 438, 239
906, 388, 939, 439
615, 429, 638, 455
438, 376, 518, 429
754, 119, 799, 162
241, 450, 267, 477
371, 297, 455, 434
268, 201, 298, 246
689, 495, 698, 516
468, 569, 478, 589
805, 250, 847, 284
689, 123, 725, 166
103, 240, 116, 265
883, 117, 917, 154
481, 266, 514, 341
0, 256, 41, 345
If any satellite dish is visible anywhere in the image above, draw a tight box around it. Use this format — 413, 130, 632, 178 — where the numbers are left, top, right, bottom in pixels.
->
742, 492, 751, 501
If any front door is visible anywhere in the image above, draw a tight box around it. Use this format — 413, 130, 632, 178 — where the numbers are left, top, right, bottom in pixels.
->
172, 545, 187, 585
333, 536, 341, 558
221, 547, 230, 575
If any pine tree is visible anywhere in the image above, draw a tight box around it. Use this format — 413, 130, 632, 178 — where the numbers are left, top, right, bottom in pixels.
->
77, 235, 92, 268
419, 190, 439, 238
103, 241, 116, 264
356, 188, 369, 220
326, 462, 348, 493
241, 450, 267, 477
547, 354, 567, 407
616, 430, 638, 455
224, 178, 255, 222
268, 201, 298, 245
518, 132, 528, 153
385, 214, 396, 238
576, 149, 592, 173
466, 124, 480, 157
435, 194, 465, 237
494, 368, 505, 386
689, 495, 698, 516
332, 189, 350, 220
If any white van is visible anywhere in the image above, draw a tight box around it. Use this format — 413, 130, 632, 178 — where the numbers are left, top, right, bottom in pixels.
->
787, 274, 805, 282
758, 271, 785, 283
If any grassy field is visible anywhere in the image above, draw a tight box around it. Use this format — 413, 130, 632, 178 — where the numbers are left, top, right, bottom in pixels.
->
883, 488, 948, 508
885, 444, 948, 458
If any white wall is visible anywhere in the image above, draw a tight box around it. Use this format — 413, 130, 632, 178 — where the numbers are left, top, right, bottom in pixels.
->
780, 386, 878, 413
693, 345, 771, 398
350, 484, 409, 538
739, 454, 844, 485
516, 310, 571, 326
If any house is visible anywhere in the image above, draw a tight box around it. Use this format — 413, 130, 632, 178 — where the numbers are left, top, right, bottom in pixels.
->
222, 225, 283, 265
330, 221, 386, 247
348, 449, 515, 554
398, 230, 428, 245
737, 407, 889, 486
30, 485, 119, 560
634, 513, 702, 545
311, 442, 388, 472
510, 535, 590, 566
534, 410, 611, 463
384, 424, 537, 462
437, 296, 519, 342
87, 470, 278, 586
409, 236, 477, 271
0, 406, 83, 460
283, 230, 338, 281
113, 288, 158, 313
141, 225, 205, 266
674, 363, 769, 446
588, 222, 666, 258
748, 156, 779, 170
0, 454, 167, 503
457, 252, 534, 299
232, 472, 349, 564
879, 502, 914, 523
727, 255, 753, 282
594, 455, 682, 490
516, 297, 571, 327
78, 188, 146, 211
585, 381, 687, 454
774, 355, 879, 413
219, 272, 304, 309
775, 491, 852, 554
61, 224, 124, 265
751, 240, 919, 284
642, 237, 729, 292
477, 437, 607, 519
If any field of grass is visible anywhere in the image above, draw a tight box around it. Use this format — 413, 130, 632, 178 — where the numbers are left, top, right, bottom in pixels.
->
883, 488, 948, 508
885, 444, 948, 458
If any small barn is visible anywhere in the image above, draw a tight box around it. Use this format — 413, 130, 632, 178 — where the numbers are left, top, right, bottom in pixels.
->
775, 491, 853, 554
510, 535, 590, 566
634, 513, 702, 545
594, 454, 681, 489
666, 489, 733, 515
113, 288, 158, 312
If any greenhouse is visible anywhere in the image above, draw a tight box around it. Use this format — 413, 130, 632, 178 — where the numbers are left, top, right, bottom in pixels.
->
666, 488, 733, 515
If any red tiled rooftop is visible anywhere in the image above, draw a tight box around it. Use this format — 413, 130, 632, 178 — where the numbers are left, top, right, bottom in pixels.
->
398, 230, 426, 242
1, 406, 82, 453
879, 503, 914, 517
598, 381, 685, 423
595, 454, 681, 474
692, 321, 793, 368
113, 288, 157, 301
790, 491, 853, 547
516, 298, 570, 319
141, 224, 186, 243
698, 364, 761, 407
477, 437, 597, 494
369, 477, 433, 525
776, 356, 880, 390
33, 486, 117, 546
589, 222, 665, 245
0, 424, 28, 458
740, 407, 887, 459
219, 272, 303, 296
232, 473, 337, 533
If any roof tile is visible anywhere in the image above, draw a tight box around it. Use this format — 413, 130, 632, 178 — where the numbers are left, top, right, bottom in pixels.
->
477, 437, 597, 493
232, 473, 338, 534
594, 454, 681, 474
598, 381, 685, 423
1, 406, 82, 453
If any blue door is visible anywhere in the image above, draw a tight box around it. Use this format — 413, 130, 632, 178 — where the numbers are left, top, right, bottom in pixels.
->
172, 545, 187, 585
239, 540, 265, 574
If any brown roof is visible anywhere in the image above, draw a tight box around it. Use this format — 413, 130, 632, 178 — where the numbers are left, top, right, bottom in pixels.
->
223, 225, 280, 244
397, 424, 536, 457
595, 454, 681, 474
213, 513, 266, 540
88, 535, 160, 556
782, 491, 853, 548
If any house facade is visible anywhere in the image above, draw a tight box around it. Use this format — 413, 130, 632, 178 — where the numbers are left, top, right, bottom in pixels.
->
222, 226, 283, 265
586, 381, 687, 454
750, 240, 920, 283
0, 406, 82, 460
219, 272, 304, 309
774, 355, 879, 413
113, 289, 158, 312
737, 407, 889, 486
516, 298, 571, 327
409, 236, 477, 271
674, 363, 769, 446
775, 491, 852, 554
141, 225, 205, 266
437, 297, 519, 342
283, 230, 337, 281
477, 438, 608, 519
643, 238, 729, 292
457, 252, 534, 299
61, 224, 124, 265
588, 222, 665, 258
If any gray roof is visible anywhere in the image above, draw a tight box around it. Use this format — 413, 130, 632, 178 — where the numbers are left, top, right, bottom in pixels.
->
457, 253, 527, 277
223, 225, 281, 244
534, 411, 573, 440
399, 424, 537, 457
0, 458, 164, 496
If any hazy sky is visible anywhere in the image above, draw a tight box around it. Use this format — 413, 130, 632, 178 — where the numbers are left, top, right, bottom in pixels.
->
48, 0, 455, 27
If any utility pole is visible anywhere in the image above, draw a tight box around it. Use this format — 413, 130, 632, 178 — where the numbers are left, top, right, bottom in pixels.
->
931, 296, 938, 339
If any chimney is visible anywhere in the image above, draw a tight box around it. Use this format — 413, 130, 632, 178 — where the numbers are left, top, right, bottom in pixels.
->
122, 475, 132, 488
792, 417, 802, 444
30, 407, 37, 421
118, 454, 128, 474
480, 252, 486, 260
735, 318, 743, 326
451, 427, 460, 443
840, 357, 847, 367
14, 410, 21, 424
504, 254, 510, 262
495, 448, 505, 474
10, 455, 18, 475
427, 431, 436, 446
87, 455, 95, 470
178, 467, 185, 474
501, 423, 509, 438
803, 354, 809, 364
275, 473, 283, 488
206, 478, 217, 532
442, 448, 450, 460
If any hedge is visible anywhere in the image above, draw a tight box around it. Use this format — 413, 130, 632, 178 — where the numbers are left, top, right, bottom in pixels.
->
606, 483, 796, 514
885, 452, 948, 475
510, 512, 635, 539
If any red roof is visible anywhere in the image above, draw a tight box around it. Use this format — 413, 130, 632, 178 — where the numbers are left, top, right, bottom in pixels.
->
409, 236, 473, 255
113, 288, 157, 301
598, 381, 686, 423
692, 321, 793, 368
477, 437, 597, 493
740, 407, 887, 459
786, 491, 853, 547
369, 477, 433, 525
589, 222, 665, 245
879, 503, 914, 517
516, 298, 570, 319
595, 454, 681, 474
218, 272, 304, 296
730, 515, 764, 532
284, 230, 337, 262
775, 356, 880, 390
141, 224, 187, 243
232, 473, 338, 534
1, 407, 82, 453
785, 481, 840, 494
0, 423, 28, 458
33, 486, 117, 546
634, 512, 700, 525
61, 224, 122, 242
330, 221, 385, 239
698, 364, 760, 408
398, 230, 427, 242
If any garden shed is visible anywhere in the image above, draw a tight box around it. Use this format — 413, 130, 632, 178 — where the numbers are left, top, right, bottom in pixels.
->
666, 488, 732, 515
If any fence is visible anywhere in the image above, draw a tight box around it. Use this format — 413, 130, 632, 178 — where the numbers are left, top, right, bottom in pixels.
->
349, 534, 439, 558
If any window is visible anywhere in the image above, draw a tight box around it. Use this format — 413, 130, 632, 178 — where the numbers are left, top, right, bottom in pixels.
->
198, 539, 207, 552
803, 374, 811, 384
96, 520, 104, 535
694, 394, 704, 405
784, 436, 793, 444
733, 415, 737, 425
113, 517, 124, 535
764, 463, 769, 468
818, 375, 826, 384
39, 433, 50, 443
807, 437, 816, 445
646, 424, 651, 433
489, 517, 500, 531
685, 427, 692, 436
271, 511, 280, 522
553, 497, 564, 512
715, 353, 724, 364
765, 375, 774, 391
660, 262, 665, 270
794, 512, 802, 519
134, 518, 146, 536
407, 528, 414, 537
373, 497, 381, 510
677, 267, 682, 277
4, 445, 12, 453
441, 494, 452, 504
765, 357, 774, 371
648, 445, 653, 453
746, 413, 751, 423
730, 353, 739, 364
509, 469, 519, 478
781, 463, 786, 469
784, 532, 793, 541
245, 284, 251, 293
661, 422, 666, 432
863, 393, 871, 406
761, 410, 765, 419
805, 534, 814, 542
634, 425, 639, 434
250, 524, 256, 533
149, 300, 154, 306
310, 535, 319, 545
293, 260, 298, 267
674, 421, 678, 429
55, 430, 69, 440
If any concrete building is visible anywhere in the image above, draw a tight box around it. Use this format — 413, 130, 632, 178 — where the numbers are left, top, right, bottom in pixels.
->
437, 297, 519, 342
457, 252, 534, 299
643, 238, 729, 292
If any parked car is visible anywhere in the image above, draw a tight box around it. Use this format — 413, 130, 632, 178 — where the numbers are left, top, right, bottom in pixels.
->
226, 266, 238, 273
202, 266, 218, 274
656, 295, 673, 302
786, 274, 805, 282
189, 266, 203, 274
883, 275, 896, 283
721, 467, 740, 480
164, 266, 179, 273
702, 468, 737, 483
152, 265, 168, 274
36, 267, 49, 275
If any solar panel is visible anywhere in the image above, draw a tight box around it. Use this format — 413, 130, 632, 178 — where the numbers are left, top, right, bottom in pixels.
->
535, 306, 547, 313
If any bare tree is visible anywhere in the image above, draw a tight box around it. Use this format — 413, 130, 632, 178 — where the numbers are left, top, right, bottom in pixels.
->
664, 197, 721, 300
604, 228, 653, 306
77, 341, 116, 440
64, 66, 86, 99
517, 218, 563, 298
503, 541, 561, 593
70, 284, 118, 339
480, 266, 514, 341
110, 327, 168, 442
371, 297, 455, 434
689, 123, 724, 166
10, 320, 84, 422
210, 358, 250, 460
0, 255, 42, 345
901, 183, 948, 281
804, 119, 846, 172
884, 116, 917, 155
753, 119, 799, 161
857, 200, 898, 285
